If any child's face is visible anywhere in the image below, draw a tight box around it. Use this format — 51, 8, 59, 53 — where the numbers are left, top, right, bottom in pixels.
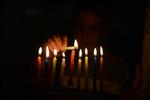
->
74, 11, 102, 53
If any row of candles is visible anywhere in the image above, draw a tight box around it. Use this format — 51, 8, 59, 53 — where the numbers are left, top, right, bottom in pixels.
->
35, 39, 104, 90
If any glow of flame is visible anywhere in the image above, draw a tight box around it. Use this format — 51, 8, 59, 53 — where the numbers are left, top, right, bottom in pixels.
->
79, 49, 82, 58
94, 48, 97, 56
100, 46, 103, 56
46, 46, 49, 58
74, 39, 78, 49
85, 48, 88, 56
38, 47, 42, 55
62, 52, 65, 57
54, 49, 57, 56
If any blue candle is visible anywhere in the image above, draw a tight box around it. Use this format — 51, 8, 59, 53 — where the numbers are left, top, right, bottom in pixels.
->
99, 46, 104, 91
43, 46, 50, 87
94, 48, 97, 66
93, 48, 97, 91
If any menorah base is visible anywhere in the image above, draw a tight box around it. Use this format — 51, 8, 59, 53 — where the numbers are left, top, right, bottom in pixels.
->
62, 76, 102, 91
33, 75, 122, 95
61, 75, 121, 95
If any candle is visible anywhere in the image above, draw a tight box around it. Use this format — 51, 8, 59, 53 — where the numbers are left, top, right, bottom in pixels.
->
37, 47, 42, 70
100, 46, 104, 91
36, 47, 42, 85
52, 49, 57, 86
46, 46, 50, 58
93, 48, 97, 91
85, 48, 88, 88
94, 48, 97, 68
60, 52, 66, 85
78, 49, 82, 75
44, 46, 49, 77
85, 48, 88, 76
42, 46, 49, 87
68, 39, 78, 86
77, 49, 82, 88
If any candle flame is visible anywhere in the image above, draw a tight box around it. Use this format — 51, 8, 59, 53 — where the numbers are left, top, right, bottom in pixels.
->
85, 48, 88, 55
62, 52, 65, 57
79, 49, 82, 58
54, 49, 57, 56
94, 48, 97, 56
46, 46, 49, 58
100, 46, 103, 56
38, 47, 42, 55
74, 39, 78, 49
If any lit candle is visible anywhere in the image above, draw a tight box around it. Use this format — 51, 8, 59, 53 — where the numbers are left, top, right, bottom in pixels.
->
77, 49, 82, 88
60, 52, 66, 85
100, 46, 104, 91
44, 46, 49, 83
85, 48, 88, 88
93, 48, 97, 91
68, 39, 78, 86
78, 49, 82, 75
94, 48, 97, 68
52, 49, 57, 86
46, 46, 50, 59
37, 47, 42, 85
37, 47, 42, 71
42, 46, 49, 87
85, 48, 88, 76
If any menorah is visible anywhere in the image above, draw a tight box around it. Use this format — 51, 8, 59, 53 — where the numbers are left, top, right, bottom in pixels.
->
33, 39, 104, 92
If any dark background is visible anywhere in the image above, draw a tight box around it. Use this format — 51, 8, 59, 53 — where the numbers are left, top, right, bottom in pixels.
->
2, 0, 146, 98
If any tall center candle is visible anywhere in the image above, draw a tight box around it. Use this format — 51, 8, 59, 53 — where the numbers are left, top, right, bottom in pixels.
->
52, 49, 57, 86
68, 39, 78, 86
